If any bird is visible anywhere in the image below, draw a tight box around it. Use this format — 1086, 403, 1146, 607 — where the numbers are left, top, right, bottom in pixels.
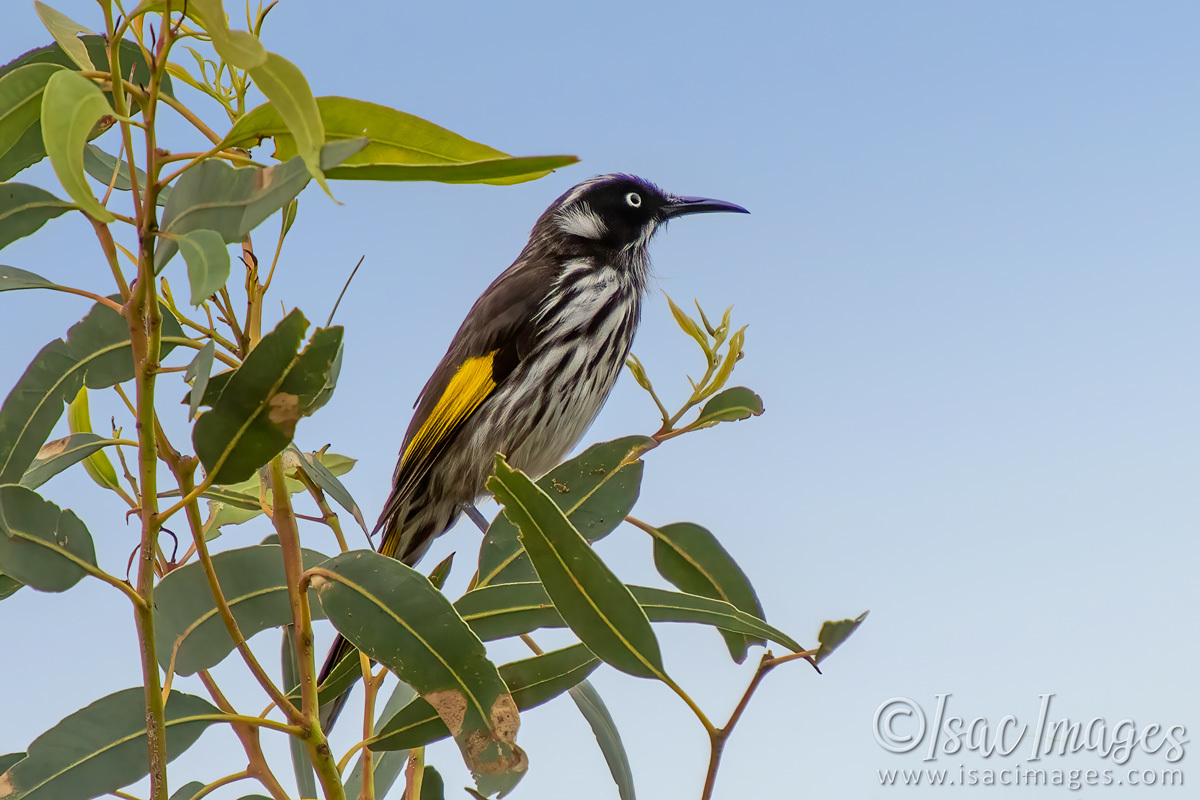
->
317, 173, 748, 731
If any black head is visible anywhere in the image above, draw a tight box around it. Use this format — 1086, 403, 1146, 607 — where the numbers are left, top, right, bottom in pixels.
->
546, 174, 748, 252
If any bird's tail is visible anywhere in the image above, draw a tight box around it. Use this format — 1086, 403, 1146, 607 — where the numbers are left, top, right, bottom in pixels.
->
316, 511, 454, 733
316, 632, 359, 733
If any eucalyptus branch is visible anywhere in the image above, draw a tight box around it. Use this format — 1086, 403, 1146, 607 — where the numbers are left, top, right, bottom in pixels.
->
159, 279, 243, 356
404, 747, 425, 800
89, 220, 131, 300
101, 8, 143, 221
197, 671, 293, 800
170, 460, 299, 717
293, 467, 351, 553
269, 456, 347, 800
700, 648, 819, 800
116, 5, 175, 787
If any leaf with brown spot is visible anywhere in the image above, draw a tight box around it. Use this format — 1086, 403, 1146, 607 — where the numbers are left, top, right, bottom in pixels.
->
193, 311, 342, 484
315, 550, 526, 796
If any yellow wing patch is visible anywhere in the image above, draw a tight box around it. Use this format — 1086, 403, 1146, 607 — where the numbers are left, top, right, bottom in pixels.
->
401, 352, 497, 468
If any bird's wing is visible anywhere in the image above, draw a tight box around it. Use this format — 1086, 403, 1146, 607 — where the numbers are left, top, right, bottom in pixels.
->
374, 260, 548, 536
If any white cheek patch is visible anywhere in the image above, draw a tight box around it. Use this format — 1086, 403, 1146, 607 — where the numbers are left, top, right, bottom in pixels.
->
558, 204, 608, 240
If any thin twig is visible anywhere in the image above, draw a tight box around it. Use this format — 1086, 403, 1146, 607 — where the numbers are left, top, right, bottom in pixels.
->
700, 648, 820, 800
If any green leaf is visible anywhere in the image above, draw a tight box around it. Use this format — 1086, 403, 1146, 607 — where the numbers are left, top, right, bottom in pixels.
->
185, 340, 216, 422
488, 455, 664, 679
0, 182, 74, 250
192, 311, 342, 484
282, 325, 345, 415
291, 445, 367, 532
188, 0, 267, 69
168, 781, 206, 800
477, 435, 650, 588
82, 144, 170, 205
816, 611, 868, 664
650, 521, 766, 663
692, 385, 764, 428
0, 37, 170, 95
40, 69, 115, 222
0, 753, 25, 775
0, 572, 22, 600
0, 484, 95, 592
33, 3, 94, 71
327, 155, 579, 185
0, 299, 182, 483
0, 264, 57, 292
65, 384, 122, 493
666, 293, 711, 357
281, 627, 318, 800
222, 95, 576, 185
453, 579, 804, 653
453, 581, 564, 642
370, 644, 599, 751
192, 450, 356, 539
633, 585, 805, 652
155, 544, 329, 675
345, 680, 418, 800
0, 64, 65, 181
0, 37, 171, 180
0, 688, 217, 800
305, 339, 341, 414
19, 432, 117, 489
313, 550, 526, 795
247, 52, 329, 196
568, 680, 636, 800
169, 228, 230, 305
427, 552, 454, 590
419, 766, 445, 800
701, 325, 745, 399
155, 140, 365, 269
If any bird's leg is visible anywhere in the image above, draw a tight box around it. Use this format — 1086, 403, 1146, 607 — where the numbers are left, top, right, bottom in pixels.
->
461, 502, 491, 534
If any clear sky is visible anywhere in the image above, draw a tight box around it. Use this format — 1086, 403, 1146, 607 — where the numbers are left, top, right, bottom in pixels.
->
1, 1, 1197, 798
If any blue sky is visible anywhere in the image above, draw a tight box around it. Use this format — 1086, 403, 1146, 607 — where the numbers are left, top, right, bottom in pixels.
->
1, 1, 1197, 798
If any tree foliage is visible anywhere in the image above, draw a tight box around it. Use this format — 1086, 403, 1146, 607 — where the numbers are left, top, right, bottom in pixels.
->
0, 3, 864, 799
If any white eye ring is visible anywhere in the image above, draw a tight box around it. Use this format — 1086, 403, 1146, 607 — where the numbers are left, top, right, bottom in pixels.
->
625, 192, 642, 207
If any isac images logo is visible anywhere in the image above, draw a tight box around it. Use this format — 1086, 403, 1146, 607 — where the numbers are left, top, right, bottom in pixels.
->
873, 694, 1187, 790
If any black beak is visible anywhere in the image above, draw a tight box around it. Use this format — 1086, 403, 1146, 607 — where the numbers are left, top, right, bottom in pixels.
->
663, 194, 750, 219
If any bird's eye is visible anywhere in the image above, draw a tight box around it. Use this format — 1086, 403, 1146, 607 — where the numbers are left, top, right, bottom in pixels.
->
625, 192, 642, 208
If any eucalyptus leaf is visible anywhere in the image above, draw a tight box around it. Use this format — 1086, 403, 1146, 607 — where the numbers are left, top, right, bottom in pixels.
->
155, 544, 330, 675
0, 265, 57, 292
82, 144, 170, 206
370, 644, 599, 752
314, 550, 527, 795
0, 182, 74, 250
155, 139, 365, 269
0, 63, 66, 181
650, 521, 766, 663
185, 340, 216, 422
171, 228, 231, 305
816, 611, 868, 663
692, 386, 764, 428
39, 69, 115, 222
0, 689, 217, 800
477, 435, 650, 588
0, 298, 182, 484
18, 432, 117, 489
488, 456, 664, 679
0, 484, 96, 592
33, 3, 95, 72
192, 311, 343, 484
222, 95, 577, 186
569, 680, 636, 800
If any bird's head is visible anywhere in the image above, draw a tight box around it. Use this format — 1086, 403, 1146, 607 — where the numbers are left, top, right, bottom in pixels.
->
545, 174, 748, 253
